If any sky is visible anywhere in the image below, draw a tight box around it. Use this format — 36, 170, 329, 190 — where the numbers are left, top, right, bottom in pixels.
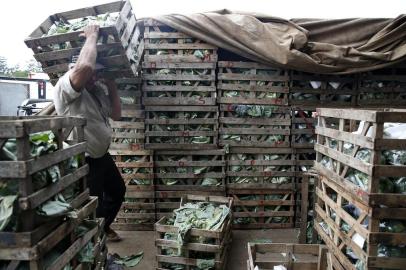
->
1, 0, 405, 67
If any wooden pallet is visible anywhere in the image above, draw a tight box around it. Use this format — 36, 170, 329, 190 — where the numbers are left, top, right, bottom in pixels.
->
145, 106, 218, 150
227, 187, 295, 229
0, 196, 101, 268
110, 107, 145, 150
219, 104, 291, 147
0, 116, 89, 247
110, 149, 155, 230
142, 19, 218, 63
291, 108, 317, 149
155, 190, 226, 219
247, 243, 329, 270
25, 1, 139, 85
142, 62, 217, 106
314, 108, 406, 207
357, 65, 406, 107
289, 71, 357, 109
315, 175, 406, 270
217, 61, 289, 105
154, 149, 225, 192
226, 147, 296, 189
155, 195, 232, 270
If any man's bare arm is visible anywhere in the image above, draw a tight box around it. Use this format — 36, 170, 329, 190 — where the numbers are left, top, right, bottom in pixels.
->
69, 25, 99, 91
105, 80, 121, 121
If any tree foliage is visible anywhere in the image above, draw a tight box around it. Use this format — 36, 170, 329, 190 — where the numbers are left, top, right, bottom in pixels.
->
0, 56, 43, 77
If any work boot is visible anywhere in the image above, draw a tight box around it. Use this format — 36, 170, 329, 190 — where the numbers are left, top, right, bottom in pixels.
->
106, 228, 122, 242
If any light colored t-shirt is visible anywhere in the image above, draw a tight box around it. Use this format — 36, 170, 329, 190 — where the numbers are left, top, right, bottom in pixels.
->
54, 70, 112, 158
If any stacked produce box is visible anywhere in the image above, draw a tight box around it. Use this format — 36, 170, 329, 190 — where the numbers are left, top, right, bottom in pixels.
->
140, 19, 226, 218
108, 78, 156, 231
289, 71, 358, 230
357, 64, 406, 107
24, 0, 140, 85
155, 195, 233, 270
218, 61, 295, 229
313, 108, 406, 270
0, 116, 106, 269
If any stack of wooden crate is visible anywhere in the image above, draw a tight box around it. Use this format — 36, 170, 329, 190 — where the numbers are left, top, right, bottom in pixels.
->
0, 116, 106, 269
25, 0, 140, 85
217, 61, 295, 229
108, 78, 156, 231
155, 195, 233, 270
139, 19, 226, 217
313, 108, 406, 270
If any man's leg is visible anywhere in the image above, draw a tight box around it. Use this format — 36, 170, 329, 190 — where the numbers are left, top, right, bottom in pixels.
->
86, 156, 106, 220
101, 153, 126, 233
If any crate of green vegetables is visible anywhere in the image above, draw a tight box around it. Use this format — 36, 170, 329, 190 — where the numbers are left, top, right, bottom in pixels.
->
314, 108, 406, 207
357, 64, 406, 108
155, 190, 226, 220
289, 71, 358, 110
217, 61, 289, 105
25, 0, 140, 85
155, 194, 233, 270
226, 147, 296, 190
145, 105, 219, 150
219, 104, 291, 148
110, 107, 145, 151
227, 187, 295, 229
142, 19, 218, 64
0, 116, 95, 248
154, 149, 226, 192
291, 108, 317, 149
0, 217, 105, 270
142, 61, 217, 106
315, 175, 406, 270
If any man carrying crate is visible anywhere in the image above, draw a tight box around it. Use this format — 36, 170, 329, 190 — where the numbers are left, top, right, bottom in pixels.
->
54, 25, 125, 242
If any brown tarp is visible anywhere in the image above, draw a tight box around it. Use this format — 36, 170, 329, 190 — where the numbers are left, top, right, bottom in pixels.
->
153, 10, 406, 74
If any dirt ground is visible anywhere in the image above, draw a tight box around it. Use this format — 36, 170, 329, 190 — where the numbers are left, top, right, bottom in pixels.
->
107, 229, 300, 269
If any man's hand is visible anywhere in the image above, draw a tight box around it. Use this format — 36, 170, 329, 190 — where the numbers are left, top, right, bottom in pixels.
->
70, 25, 99, 91
80, 25, 100, 39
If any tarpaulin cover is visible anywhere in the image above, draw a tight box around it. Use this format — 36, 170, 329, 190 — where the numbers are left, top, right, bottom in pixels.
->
152, 10, 406, 74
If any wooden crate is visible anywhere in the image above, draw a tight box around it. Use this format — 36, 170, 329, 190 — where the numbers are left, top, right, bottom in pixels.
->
154, 149, 226, 192
227, 187, 295, 229
116, 77, 142, 106
315, 175, 406, 270
219, 104, 291, 148
0, 116, 89, 247
25, 1, 139, 85
155, 190, 226, 219
314, 108, 406, 207
217, 61, 289, 105
226, 147, 296, 189
110, 107, 145, 150
247, 243, 328, 270
358, 65, 406, 107
289, 71, 357, 109
110, 149, 155, 230
142, 62, 217, 105
291, 108, 317, 149
155, 195, 232, 270
142, 19, 218, 63
145, 106, 218, 150
0, 214, 105, 270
